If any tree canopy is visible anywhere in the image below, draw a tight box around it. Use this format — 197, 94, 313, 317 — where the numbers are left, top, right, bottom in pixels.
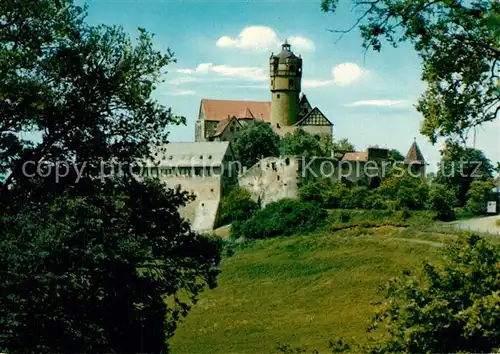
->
233, 120, 280, 168
0, 0, 222, 352
435, 141, 494, 205
279, 128, 324, 157
321, 0, 499, 145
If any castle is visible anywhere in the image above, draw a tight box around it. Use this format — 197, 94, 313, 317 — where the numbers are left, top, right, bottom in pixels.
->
195, 41, 333, 143
143, 41, 426, 232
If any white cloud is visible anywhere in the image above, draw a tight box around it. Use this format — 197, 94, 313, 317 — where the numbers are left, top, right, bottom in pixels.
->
288, 36, 315, 52
211, 65, 266, 81
332, 63, 366, 86
163, 89, 196, 96
173, 62, 267, 82
216, 26, 314, 52
303, 79, 334, 88
167, 76, 201, 85
343, 100, 408, 107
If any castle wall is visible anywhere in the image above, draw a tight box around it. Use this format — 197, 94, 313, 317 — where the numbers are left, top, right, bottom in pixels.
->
158, 174, 223, 232
238, 157, 378, 207
238, 156, 301, 207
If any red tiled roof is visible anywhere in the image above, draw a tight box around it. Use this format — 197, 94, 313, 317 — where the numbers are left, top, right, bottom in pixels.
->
201, 99, 270, 122
342, 152, 369, 162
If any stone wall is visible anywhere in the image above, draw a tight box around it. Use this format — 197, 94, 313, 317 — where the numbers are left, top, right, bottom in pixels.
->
159, 175, 223, 232
238, 156, 384, 208
238, 156, 301, 207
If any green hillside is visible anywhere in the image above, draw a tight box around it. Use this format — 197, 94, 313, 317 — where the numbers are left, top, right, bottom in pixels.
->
170, 226, 451, 353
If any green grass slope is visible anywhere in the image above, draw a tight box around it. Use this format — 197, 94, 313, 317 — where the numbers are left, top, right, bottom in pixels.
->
170, 226, 448, 353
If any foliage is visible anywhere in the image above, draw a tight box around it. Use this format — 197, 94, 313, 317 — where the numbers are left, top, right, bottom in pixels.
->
466, 180, 495, 214
427, 183, 458, 221
332, 137, 355, 152
0, 0, 221, 352
365, 234, 500, 353
436, 142, 494, 205
387, 149, 405, 162
378, 172, 430, 210
318, 133, 335, 157
233, 120, 280, 168
321, 0, 499, 144
232, 199, 327, 239
279, 128, 323, 157
0, 179, 222, 353
216, 187, 259, 227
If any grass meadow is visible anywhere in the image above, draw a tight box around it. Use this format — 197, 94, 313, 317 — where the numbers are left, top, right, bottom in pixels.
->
170, 217, 455, 353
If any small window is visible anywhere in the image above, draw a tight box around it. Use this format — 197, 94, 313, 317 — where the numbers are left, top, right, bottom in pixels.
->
285, 157, 290, 166
277, 94, 280, 99
200, 155, 203, 159
210, 188, 214, 192
290, 65, 295, 71
277, 175, 280, 181
289, 79, 294, 86
314, 135, 320, 141
208, 155, 212, 159
230, 127, 234, 132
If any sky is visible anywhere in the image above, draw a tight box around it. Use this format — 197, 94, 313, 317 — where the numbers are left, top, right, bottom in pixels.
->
80, 0, 499, 172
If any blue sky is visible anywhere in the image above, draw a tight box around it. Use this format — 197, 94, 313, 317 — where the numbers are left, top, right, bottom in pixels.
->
82, 0, 499, 171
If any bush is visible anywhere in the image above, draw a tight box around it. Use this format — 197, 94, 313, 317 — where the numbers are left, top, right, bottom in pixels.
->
466, 180, 495, 215
299, 179, 331, 204
365, 234, 500, 353
216, 188, 259, 227
427, 183, 457, 221
232, 199, 327, 239
378, 173, 429, 210
342, 186, 371, 209
323, 182, 350, 208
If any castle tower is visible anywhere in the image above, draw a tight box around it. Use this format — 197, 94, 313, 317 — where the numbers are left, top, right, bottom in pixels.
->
269, 41, 302, 127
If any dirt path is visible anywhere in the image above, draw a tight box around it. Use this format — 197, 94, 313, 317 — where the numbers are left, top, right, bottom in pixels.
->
448, 215, 500, 235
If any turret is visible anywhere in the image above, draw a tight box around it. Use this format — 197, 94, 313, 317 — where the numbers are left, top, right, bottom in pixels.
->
269, 41, 302, 127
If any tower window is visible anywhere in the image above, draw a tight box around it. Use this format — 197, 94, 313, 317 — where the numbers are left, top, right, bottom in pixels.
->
290, 65, 295, 71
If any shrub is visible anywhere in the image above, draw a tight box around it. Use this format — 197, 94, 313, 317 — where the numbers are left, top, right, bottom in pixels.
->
232, 199, 327, 239
323, 181, 350, 208
299, 179, 331, 204
466, 180, 495, 215
378, 173, 429, 210
427, 183, 457, 221
365, 234, 500, 353
216, 188, 259, 227
342, 186, 371, 209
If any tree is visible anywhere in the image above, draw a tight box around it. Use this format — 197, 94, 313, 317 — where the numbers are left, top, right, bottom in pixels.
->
427, 183, 457, 220
233, 120, 280, 168
279, 128, 323, 157
332, 137, 355, 153
216, 187, 259, 226
387, 149, 405, 162
321, 0, 499, 145
0, 179, 222, 353
436, 141, 494, 205
466, 180, 495, 214
0, 0, 221, 352
365, 234, 500, 353
378, 172, 429, 210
